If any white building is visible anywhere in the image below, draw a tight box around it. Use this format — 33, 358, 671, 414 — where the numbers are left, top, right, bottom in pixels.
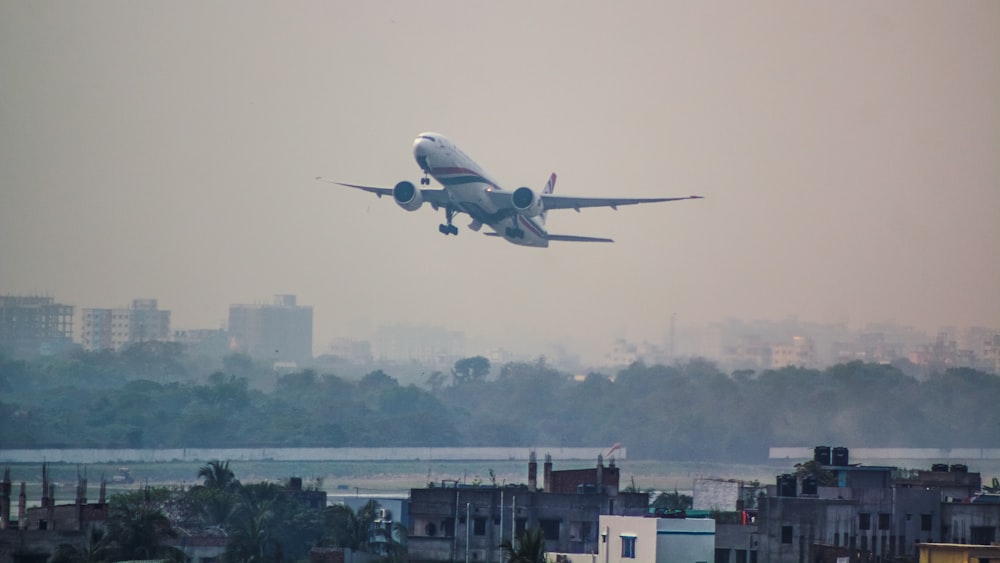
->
81, 298, 170, 352
599, 515, 715, 563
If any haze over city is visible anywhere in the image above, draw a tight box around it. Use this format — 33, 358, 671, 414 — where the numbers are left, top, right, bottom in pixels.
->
2, 2, 998, 360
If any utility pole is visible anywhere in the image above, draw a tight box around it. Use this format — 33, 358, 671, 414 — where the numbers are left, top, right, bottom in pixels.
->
466, 502, 471, 563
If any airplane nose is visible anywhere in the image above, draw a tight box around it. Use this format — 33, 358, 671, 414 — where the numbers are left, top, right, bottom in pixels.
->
413, 135, 434, 158
413, 135, 435, 172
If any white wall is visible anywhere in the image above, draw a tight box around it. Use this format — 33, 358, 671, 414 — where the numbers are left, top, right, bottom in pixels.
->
599, 515, 715, 563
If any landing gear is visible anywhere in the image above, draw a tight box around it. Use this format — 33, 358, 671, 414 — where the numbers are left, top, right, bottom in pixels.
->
439, 206, 459, 236
505, 217, 525, 239
420, 172, 430, 186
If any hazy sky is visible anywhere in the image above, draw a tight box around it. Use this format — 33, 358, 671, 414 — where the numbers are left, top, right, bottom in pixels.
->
2, 2, 998, 359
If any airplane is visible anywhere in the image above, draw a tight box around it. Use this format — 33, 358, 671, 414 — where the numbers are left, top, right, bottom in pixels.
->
317, 132, 702, 247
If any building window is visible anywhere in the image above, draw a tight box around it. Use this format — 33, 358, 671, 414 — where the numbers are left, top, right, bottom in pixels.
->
474, 518, 486, 536
621, 536, 636, 558
540, 519, 560, 541
781, 526, 793, 544
859, 512, 871, 530
920, 514, 932, 532
878, 513, 891, 530
971, 526, 996, 545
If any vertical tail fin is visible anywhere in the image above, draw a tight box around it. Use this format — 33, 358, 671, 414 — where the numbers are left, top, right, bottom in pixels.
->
540, 173, 557, 223
543, 172, 557, 194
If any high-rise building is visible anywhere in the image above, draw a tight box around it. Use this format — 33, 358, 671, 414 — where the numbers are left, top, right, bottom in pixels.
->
0, 295, 74, 357
228, 294, 313, 363
81, 298, 170, 352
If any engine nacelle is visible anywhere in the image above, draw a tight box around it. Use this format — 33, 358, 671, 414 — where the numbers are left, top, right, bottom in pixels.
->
393, 181, 423, 211
512, 186, 544, 217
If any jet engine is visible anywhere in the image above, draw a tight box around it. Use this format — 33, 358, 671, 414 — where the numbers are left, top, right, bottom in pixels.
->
512, 186, 544, 217
393, 181, 423, 211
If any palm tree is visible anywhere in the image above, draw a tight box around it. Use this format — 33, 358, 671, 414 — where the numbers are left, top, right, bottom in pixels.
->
500, 528, 548, 563
104, 489, 184, 562
325, 499, 380, 551
224, 498, 276, 563
198, 459, 238, 491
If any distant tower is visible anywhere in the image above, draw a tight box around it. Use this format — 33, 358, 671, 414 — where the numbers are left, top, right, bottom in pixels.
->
543, 454, 553, 493
41, 462, 50, 509
596, 454, 604, 493
528, 451, 538, 492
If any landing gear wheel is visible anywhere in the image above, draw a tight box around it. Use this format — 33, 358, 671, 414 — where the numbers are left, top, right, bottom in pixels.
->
439, 206, 459, 236
420, 175, 430, 186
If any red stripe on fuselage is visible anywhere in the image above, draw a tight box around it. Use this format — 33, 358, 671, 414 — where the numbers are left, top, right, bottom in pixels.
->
431, 166, 480, 176
518, 215, 546, 238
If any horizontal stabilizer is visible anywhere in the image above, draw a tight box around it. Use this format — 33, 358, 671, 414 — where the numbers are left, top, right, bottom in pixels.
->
546, 234, 614, 243
483, 232, 614, 243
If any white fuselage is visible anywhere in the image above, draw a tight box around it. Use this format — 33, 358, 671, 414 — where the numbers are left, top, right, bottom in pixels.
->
413, 133, 549, 247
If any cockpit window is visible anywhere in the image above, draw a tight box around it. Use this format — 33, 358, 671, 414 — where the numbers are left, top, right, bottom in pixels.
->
419, 135, 436, 142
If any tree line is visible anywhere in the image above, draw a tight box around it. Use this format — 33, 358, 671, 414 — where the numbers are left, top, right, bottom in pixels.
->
49, 460, 402, 563
1, 343, 997, 460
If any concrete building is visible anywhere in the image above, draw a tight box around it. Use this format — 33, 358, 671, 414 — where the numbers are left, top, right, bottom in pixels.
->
81, 298, 170, 352
0, 465, 110, 562
228, 294, 313, 363
770, 336, 817, 369
598, 515, 715, 563
747, 448, 1000, 563
406, 454, 648, 563
0, 295, 74, 358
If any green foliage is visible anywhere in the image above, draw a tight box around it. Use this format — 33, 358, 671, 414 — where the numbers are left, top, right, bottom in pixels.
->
324, 499, 380, 551
198, 459, 239, 491
452, 355, 491, 384
3, 348, 999, 460
652, 489, 693, 511
104, 487, 185, 562
793, 460, 838, 486
500, 528, 548, 563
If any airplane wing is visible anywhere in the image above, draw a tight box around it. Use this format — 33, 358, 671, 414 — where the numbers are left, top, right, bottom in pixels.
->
315, 177, 451, 207
540, 193, 703, 211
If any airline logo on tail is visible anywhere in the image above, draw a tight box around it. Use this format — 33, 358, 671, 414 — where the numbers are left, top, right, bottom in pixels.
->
543, 173, 557, 194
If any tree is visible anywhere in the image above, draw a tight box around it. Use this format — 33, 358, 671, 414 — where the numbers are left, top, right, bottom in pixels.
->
500, 528, 548, 563
224, 498, 276, 563
104, 487, 185, 562
324, 500, 380, 551
198, 459, 239, 491
793, 460, 837, 486
652, 489, 692, 512
452, 356, 491, 384
50, 526, 113, 563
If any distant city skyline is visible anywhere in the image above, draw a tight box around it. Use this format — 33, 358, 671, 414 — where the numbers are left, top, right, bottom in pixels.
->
3, 3, 997, 366
2, 290, 996, 374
